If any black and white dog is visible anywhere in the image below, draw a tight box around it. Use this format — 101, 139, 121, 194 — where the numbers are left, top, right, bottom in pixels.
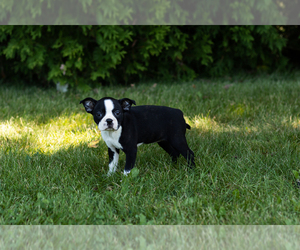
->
80, 97, 195, 175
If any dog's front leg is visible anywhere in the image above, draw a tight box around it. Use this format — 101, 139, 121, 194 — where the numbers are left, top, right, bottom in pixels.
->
123, 148, 137, 176
107, 147, 120, 176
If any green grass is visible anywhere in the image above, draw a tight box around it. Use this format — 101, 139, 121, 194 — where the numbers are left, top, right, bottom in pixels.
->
1, 73, 300, 225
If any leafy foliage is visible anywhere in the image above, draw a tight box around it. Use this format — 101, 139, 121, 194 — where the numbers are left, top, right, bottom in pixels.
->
0, 25, 297, 88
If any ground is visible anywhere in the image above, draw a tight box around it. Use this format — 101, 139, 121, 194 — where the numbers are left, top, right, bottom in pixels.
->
0, 73, 300, 224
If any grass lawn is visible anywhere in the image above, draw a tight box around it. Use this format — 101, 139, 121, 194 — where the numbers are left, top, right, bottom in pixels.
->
0, 73, 300, 225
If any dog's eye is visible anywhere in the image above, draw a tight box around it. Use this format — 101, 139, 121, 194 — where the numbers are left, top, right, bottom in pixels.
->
96, 112, 103, 117
114, 110, 121, 116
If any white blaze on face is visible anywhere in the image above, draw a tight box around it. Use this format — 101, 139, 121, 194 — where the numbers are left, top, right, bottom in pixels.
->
98, 99, 119, 131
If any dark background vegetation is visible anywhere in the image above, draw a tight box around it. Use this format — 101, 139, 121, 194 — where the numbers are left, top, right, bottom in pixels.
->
0, 25, 300, 89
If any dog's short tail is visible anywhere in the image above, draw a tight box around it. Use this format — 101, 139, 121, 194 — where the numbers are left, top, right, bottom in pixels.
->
186, 123, 191, 130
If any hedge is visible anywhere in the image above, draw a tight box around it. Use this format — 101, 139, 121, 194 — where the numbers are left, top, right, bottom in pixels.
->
0, 25, 299, 88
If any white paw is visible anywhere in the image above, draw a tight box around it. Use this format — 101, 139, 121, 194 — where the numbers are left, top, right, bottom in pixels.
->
107, 170, 114, 177
123, 170, 131, 176
108, 163, 117, 176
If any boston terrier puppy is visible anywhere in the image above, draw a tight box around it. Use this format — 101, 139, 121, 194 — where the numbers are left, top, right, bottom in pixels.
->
80, 97, 195, 176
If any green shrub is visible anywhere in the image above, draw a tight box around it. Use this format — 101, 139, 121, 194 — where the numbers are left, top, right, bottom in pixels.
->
0, 25, 295, 88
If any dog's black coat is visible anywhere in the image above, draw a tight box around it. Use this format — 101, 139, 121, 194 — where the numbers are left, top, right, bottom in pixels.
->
80, 97, 195, 175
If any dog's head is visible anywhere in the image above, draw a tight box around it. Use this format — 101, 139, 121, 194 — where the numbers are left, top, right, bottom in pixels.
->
80, 97, 136, 131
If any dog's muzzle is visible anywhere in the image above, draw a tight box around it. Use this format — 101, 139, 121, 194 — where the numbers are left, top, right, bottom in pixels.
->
105, 118, 116, 130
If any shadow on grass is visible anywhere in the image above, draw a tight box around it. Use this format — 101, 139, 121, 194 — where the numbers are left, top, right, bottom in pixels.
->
0, 82, 107, 127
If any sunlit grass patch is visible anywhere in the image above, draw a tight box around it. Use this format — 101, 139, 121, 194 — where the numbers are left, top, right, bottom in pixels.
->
291, 117, 300, 129
36, 113, 99, 153
189, 115, 220, 132
0, 114, 100, 154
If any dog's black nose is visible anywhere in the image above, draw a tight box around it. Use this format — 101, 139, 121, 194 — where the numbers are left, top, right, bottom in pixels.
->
106, 119, 113, 125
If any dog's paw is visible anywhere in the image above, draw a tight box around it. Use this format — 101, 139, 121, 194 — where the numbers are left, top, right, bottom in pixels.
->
108, 164, 117, 176
107, 170, 114, 177
123, 170, 131, 176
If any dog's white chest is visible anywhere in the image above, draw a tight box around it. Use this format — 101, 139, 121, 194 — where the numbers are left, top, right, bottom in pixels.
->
101, 126, 123, 149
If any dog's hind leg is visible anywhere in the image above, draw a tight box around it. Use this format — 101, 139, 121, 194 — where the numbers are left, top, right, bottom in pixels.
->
169, 138, 195, 168
158, 141, 180, 162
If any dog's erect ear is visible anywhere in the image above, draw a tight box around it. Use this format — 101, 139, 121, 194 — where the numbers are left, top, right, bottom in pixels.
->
80, 98, 97, 113
118, 98, 136, 111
